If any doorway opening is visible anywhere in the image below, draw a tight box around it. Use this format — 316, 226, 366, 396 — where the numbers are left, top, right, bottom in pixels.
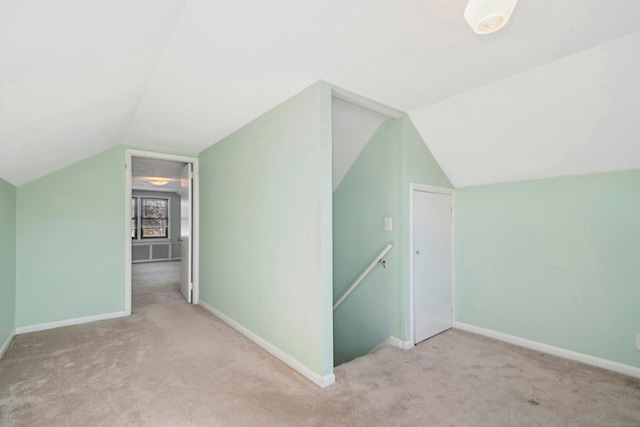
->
331, 91, 402, 366
124, 149, 199, 315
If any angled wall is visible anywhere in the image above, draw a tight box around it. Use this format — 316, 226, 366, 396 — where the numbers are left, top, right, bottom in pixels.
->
455, 169, 640, 369
333, 118, 401, 365
410, 31, 640, 188
0, 178, 16, 357
333, 115, 452, 365
198, 81, 334, 384
15, 146, 127, 328
400, 117, 453, 341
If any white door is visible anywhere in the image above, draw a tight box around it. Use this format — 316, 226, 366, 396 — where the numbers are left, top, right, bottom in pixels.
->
179, 163, 192, 303
413, 190, 453, 344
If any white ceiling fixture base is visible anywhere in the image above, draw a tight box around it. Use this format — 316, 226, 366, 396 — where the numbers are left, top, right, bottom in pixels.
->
464, 0, 519, 34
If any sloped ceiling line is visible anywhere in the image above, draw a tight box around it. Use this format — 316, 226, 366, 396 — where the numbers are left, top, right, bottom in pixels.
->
116, 2, 189, 150
2, 0, 640, 187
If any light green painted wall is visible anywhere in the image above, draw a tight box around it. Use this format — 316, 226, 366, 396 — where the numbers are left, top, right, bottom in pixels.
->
400, 117, 452, 340
333, 118, 401, 365
0, 178, 17, 347
455, 169, 640, 367
332, 116, 453, 364
16, 146, 126, 327
198, 81, 334, 377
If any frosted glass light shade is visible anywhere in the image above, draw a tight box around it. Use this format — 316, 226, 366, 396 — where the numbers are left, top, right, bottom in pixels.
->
464, 0, 519, 34
148, 177, 171, 186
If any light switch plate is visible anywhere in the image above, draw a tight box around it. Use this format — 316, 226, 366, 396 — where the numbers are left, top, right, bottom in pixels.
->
636, 333, 640, 351
384, 217, 392, 232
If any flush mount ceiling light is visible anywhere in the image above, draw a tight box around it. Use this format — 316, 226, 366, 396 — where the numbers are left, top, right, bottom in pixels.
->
148, 177, 171, 186
464, 0, 519, 34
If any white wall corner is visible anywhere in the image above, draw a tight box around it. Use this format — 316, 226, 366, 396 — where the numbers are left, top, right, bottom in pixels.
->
455, 322, 640, 380
198, 300, 335, 388
15, 311, 128, 335
0, 329, 16, 361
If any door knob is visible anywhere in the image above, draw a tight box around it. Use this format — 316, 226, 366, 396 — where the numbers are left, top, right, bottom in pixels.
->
416, 250, 421, 255
177, 237, 183, 242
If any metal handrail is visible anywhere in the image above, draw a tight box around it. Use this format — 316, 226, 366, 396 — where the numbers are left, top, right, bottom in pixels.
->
333, 244, 392, 311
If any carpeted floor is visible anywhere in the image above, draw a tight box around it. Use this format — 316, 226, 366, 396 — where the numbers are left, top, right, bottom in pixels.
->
1, 261, 639, 426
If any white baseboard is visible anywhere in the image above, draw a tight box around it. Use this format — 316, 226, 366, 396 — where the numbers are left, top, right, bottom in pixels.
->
0, 328, 16, 361
375, 336, 414, 352
16, 311, 128, 335
455, 322, 640, 380
198, 299, 335, 388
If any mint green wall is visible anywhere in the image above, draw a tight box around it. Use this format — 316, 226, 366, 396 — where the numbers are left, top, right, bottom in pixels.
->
400, 117, 452, 340
16, 146, 126, 327
333, 118, 401, 365
332, 116, 452, 364
0, 178, 17, 347
198, 81, 334, 377
455, 169, 640, 367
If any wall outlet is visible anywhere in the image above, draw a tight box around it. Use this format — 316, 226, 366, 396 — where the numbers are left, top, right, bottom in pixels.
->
636, 333, 640, 351
384, 217, 392, 232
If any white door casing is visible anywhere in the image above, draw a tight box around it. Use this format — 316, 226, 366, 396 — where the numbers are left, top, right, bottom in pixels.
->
412, 186, 453, 344
124, 149, 199, 315
180, 163, 192, 303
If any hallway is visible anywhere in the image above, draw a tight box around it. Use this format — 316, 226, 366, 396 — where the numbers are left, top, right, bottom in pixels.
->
1, 262, 639, 425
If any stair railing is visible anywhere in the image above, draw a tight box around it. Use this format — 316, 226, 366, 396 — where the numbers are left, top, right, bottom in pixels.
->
333, 244, 392, 311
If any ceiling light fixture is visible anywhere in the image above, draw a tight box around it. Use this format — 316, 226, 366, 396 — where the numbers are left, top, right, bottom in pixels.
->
148, 177, 171, 186
464, 0, 519, 35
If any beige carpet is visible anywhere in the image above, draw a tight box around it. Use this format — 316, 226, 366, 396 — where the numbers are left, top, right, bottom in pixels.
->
1, 261, 639, 426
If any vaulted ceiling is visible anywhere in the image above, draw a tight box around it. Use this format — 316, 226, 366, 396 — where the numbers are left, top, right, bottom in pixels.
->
2, 0, 639, 187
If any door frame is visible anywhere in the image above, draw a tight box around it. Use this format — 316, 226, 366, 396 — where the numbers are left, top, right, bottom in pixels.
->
124, 149, 200, 315
409, 183, 455, 344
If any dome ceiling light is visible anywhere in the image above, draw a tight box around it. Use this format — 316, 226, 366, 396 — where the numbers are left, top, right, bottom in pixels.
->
464, 0, 519, 35
148, 177, 171, 186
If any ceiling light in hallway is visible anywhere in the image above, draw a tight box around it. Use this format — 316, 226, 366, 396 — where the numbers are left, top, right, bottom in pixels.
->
148, 177, 171, 186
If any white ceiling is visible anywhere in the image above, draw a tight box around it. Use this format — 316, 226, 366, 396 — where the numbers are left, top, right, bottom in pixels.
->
411, 32, 640, 187
2, 0, 640, 187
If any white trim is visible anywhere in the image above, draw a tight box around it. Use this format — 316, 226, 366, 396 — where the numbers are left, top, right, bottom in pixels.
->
451, 194, 457, 324
125, 149, 200, 311
399, 338, 415, 350
191, 160, 200, 304
374, 336, 414, 352
409, 183, 455, 344
198, 300, 336, 388
455, 322, 640, 380
411, 183, 454, 195
333, 244, 392, 311
0, 329, 16, 360
331, 87, 404, 119
16, 311, 127, 334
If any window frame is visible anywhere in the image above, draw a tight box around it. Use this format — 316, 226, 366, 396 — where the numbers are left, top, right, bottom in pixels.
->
131, 196, 171, 241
